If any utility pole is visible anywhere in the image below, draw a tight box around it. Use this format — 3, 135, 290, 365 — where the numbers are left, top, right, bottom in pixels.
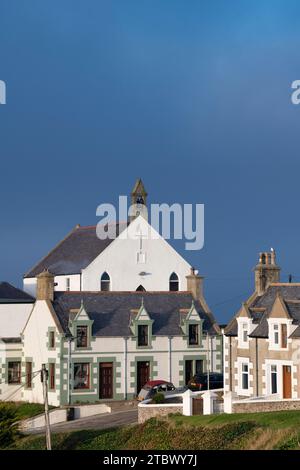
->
41, 363, 52, 450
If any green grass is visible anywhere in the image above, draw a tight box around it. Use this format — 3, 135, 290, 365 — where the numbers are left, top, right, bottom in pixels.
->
5, 410, 300, 450
171, 410, 300, 429
0, 401, 54, 420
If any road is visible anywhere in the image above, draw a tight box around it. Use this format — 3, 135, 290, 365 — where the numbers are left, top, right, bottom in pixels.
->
25, 409, 138, 435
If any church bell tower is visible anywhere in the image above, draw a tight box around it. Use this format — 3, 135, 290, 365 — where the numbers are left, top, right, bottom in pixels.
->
129, 178, 148, 222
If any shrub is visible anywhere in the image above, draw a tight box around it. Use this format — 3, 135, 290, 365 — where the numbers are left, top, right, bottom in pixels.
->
0, 404, 19, 448
152, 393, 165, 404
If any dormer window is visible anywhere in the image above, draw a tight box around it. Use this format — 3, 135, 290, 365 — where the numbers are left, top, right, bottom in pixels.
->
76, 325, 88, 348
238, 320, 250, 348
100, 272, 110, 291
274, 324, 279, 345
138, 325, 149, 346
169, 272, 179, 291
242, 323, 248, 343
188, 324, 199, 346
269, 322, 288, 350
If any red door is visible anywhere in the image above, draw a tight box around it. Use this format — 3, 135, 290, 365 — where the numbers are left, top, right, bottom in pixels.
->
99, 363, 113, 399
137, 361, 150, 393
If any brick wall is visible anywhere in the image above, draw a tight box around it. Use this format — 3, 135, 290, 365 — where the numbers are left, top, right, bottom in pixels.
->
138, 405, 183, 423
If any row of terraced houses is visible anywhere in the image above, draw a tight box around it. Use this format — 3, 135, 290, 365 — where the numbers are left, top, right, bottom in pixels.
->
1, 180, 299, 406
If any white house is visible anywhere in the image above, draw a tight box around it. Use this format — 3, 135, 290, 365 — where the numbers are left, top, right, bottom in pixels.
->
23, 179, 192, 297
1, 180, 222, 406
0, 282, 34, 401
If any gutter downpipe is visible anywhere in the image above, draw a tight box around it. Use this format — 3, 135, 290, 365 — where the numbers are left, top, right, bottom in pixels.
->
168, 336, 172, 383
229, 336, 232, 392
255, 337, 259, 397
124, 337, 128, 400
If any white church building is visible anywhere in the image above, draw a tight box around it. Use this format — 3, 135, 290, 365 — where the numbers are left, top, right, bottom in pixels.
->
0, 180, 222, 406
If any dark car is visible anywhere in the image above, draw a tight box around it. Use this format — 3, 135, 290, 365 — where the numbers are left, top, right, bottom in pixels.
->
137, 380, 176, 401
187, 373, 223, 391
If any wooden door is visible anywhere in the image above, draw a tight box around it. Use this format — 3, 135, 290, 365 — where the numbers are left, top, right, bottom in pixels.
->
99, 362, 113, 399
185, 360, 193, 385
283, 365, 292, 399
192, 396, 203, 415
137, 361, 150, 393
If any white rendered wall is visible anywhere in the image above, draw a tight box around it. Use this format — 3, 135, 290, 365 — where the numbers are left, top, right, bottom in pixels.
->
22, 300, 61, 406
82, 216, 191, 292
24, 274, 81, 297
0, 303, 33, 338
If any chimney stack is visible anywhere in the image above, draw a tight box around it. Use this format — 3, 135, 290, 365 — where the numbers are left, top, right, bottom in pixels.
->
36, 270, 55, 301
186, 267, 204, 300
254, 250, 280, 295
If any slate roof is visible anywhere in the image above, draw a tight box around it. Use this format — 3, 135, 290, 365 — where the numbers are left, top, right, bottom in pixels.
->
52, 291, 219, 338
24, 223, 128, 278
0, 282, 35, 304
225, 285, 300, 338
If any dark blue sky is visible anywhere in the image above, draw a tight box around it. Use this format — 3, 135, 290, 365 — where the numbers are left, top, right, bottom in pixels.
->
1, 0, 300, 322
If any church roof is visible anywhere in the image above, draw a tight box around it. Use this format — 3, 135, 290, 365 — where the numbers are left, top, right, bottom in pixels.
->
225, 284, 300, 338
0, 282, 35, 303
52, 291, 219, 337
24, 222, 128, 278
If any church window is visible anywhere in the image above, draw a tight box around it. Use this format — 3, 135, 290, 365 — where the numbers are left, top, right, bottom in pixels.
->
169, 272, 179, 291
136, 285, 146, 292
100, 272, 110, 291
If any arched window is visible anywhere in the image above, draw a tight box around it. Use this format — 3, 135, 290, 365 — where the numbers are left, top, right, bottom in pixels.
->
169, 272, 179, 291
100, 272, 110, 291
136, 285, 146, 292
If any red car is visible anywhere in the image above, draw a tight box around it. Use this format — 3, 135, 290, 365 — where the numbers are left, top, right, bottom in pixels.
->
137, 380, 175, 401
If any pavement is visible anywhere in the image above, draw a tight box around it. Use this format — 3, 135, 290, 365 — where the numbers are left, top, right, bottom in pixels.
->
24, 408, 138, 435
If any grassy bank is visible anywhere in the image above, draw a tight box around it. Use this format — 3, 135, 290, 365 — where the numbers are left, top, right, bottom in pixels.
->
5, 410, 300, 450
0, 402, 52, 420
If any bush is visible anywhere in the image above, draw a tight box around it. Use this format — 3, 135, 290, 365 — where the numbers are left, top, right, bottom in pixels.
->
152, 393, 165, 404
0, 404, 19, 448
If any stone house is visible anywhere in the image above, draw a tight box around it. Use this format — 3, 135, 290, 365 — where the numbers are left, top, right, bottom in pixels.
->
224, 250, 300, 399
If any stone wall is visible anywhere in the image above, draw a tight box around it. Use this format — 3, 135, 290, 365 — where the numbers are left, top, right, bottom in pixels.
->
232, 399, 300, 414
138, 404, 183, 423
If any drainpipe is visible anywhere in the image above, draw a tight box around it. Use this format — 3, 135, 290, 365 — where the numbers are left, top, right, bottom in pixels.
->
229, 336, 232, 392
207, 333, 210, 390
210, 336, 214, 372
168, 336, 172, 383
255, 337, 259, 397
67, 337, 73, 406
124, 337, 128, 400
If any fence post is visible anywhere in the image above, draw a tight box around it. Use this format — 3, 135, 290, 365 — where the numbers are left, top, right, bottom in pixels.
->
223, 391, 233, 414
182, 389, 193, 416
203, 390, 218, 415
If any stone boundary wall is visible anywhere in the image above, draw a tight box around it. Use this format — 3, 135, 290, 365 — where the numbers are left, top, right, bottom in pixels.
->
232, 399, 300, 414
138, 404, 183, 423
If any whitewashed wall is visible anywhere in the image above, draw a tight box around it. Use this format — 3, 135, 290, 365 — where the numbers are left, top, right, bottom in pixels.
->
24, 274, 81, 297
22, 301, 61, 406
82, 216, 191, 292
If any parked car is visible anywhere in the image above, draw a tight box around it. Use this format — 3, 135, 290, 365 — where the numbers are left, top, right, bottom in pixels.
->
187, 372, 223, 391
137, 380, 176, 401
